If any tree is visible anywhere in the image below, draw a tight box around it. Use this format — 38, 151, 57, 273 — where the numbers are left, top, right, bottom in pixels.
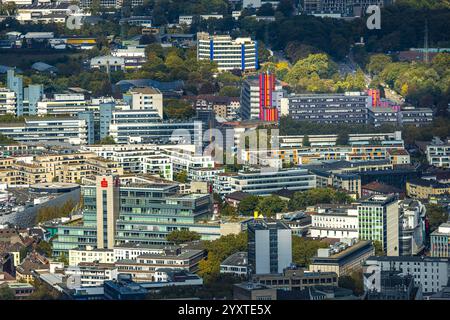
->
174, 170, 188, 183
338, 270, 364, 296
166, 230, 201, 245
256, 3, 275, 16
367, 54, 392, 76
288, 188, 353, 211
36, 240, 52, 258
221, 204, 237, 217
292, 236, 328, 266
0, 286, 15, 300
28, 279, 61, 300
164, 99, 195, 120
373, 240, 385, 256
97, 136, 116, 145
302, 135, 311, 147
256, 195, 288, 217
237, 195, 260, 216
198, 232, 247, 283
336, 132, 349, 146
427, 204, 449, 232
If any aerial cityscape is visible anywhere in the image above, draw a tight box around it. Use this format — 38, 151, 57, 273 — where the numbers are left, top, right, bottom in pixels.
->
0, 0, 449, 306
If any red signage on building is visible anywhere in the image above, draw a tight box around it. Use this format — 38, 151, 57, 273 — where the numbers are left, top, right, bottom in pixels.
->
101, 178, 108, 188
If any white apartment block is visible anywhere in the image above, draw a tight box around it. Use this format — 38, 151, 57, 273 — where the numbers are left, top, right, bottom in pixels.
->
178, 14, 223, 26
0, 88, 16, 115
426, 138, 450, 168
197, 32, 258, 71
127, 87, 163, 119
90, 55, 125, 72
69, 247, 115, 266
310, 206, 359, 239
66, 263, 118, 287
365, 256, 450, 294
0, 118, 89, 145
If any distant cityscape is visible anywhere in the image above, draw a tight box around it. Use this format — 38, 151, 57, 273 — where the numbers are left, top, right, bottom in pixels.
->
0, 0, 449, 303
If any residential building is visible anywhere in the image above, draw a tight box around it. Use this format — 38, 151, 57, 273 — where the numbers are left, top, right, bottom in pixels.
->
247, 219, 292, 275
69, 246, 115, 266
406, 178, 450, 200
398, 108, 433, 127
358, 195, 399, 256
125, 87, 163, 119
90, 56, 125, 72
426, 137, 450, 168
0, 88, 16, 115
197, 32, 258, 71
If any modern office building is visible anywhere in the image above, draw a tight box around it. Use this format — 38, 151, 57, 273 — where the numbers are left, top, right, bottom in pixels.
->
240, 73, 284, 121
357, 195, 399, 256
281, 92, 370, 124
226, 168, 316, 195
431, 223, 450, 258
220, 252, 248, 277
0, 117, 90, 145
197, 32, 258, 71
309, 239, 374, 277
398, 199, 426, 256
365, 256, 450, 294
108, 112, 202, 145
52, 175, 219, 257
310, 205, 359, 239
247, 219, 292, 275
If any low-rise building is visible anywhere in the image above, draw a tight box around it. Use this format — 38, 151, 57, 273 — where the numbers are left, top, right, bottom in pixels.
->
310, 205, 359, 239
365, 256, 450, 294
431, 223, 450, 258
309, 239, 374, 277
406, 178, 450, 199
220, 252, 248, 277
69, 246, 115, 266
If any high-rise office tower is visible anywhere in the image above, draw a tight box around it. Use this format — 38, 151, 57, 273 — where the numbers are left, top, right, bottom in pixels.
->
247, 219, 292, 275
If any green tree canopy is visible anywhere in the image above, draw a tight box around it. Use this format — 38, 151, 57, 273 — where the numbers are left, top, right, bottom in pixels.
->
166, 230, 201, 245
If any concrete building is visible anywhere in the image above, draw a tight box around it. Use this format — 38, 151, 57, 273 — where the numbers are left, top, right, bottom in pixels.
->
90, 56, 125, 72
282, 92, 370, 124
310, 205, 359, 239
197, 32, 258, 71
247, 219, 292, 275
358, 195, 399, 256
398, 108, 433, 127
227, 168, 316, 195
125, 87, 163, 119
0, 117, 89, 145
69, 246, 115, 266
398, 199, 426, 256
0, 88, 17, 115
220, 252, 248, 277
309, 239, 374, 276
431, 223, 450, 258
365, 256, 450, 294
406, 178, 450, 200
426, 137, 450, 168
